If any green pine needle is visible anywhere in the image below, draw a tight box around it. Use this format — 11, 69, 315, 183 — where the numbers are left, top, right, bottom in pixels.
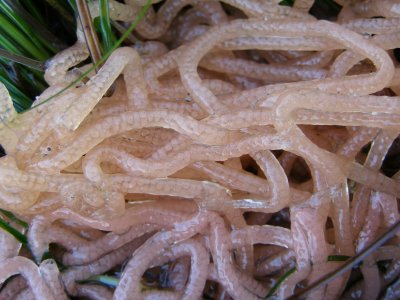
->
327, 255, 351, 262
86, 275, 120, 287
0, 209, 29, 228
265, 267, 296, 299
0, 217, 27, 245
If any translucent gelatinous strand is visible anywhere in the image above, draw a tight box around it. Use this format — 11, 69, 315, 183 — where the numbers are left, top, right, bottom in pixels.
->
0, 1, 399, 299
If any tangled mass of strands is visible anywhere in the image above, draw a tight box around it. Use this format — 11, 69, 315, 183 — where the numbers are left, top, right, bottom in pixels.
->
0, 0, 400, 299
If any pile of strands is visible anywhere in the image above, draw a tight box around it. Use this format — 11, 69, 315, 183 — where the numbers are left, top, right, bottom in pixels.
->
0, 0, 400, 299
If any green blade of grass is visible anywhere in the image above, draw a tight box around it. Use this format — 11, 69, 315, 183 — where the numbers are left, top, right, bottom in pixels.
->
0, 49, 44, 71
2, 0, 67, 52
111, 20, 139, 44
84, 275, 152, 291
0, 73, 32, 111
26, 0, 153, 112
0, 217, 27, 244
288, 220, 400, 299
0, 209, 29, 228
19, 67, 47, 91
0, 60, 46, 101
44, 0, 75, 24
99, 0, 115, 53
265, 267, 296, 299
0, 1, 53, 56
0, 13, 48, 61
327, 255, 351, 262
0, 64, 34, 110
0, 75, 32, 105
86, 275, 119, 287
0, 31, 27, 56
68, 0, 78, 13
18, 0, 46, 24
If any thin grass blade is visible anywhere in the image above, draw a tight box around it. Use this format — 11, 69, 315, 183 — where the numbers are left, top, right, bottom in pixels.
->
2, 0, 67, 51
99, 0, 115, 53
0, 49, 44, 71
265, 267, 296, 299
26, 0, 153, 112
0, 217, 27, 245
0, 13, 48, 60
0, 209, 29, 228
